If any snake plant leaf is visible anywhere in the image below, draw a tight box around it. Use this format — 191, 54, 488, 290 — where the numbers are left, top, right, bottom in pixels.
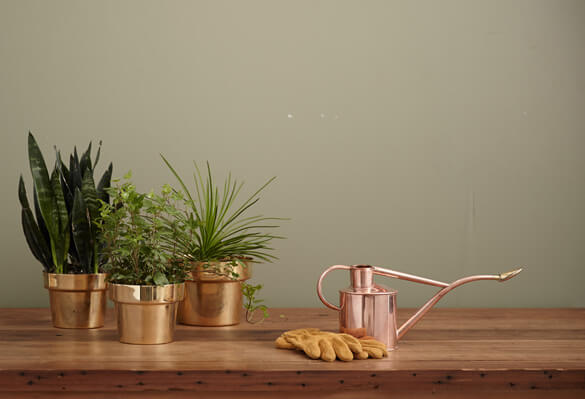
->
27, 132, 58, 241
51, 168, 70, 272
79, 142, 92, 177
97, 162, 113, 203
93, 140, 102, 170
55, 149, 73, 213
81, 169, 99, 236
33, 186, 50, 246
70, 148, 82, 190
71, 188, 92, 271
18, 176, 52, 270
21, 209, 52, 270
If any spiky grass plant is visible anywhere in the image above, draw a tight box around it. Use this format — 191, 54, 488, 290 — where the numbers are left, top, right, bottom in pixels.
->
161, 155, 285, 266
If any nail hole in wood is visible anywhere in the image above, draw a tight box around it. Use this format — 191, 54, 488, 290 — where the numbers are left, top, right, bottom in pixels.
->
137, 382, 144, 386
26, 381, 33, 385
371, 373, 376, 377
509, 383, 515, 387
339, 380, 344, 384
177, 372, 183, 376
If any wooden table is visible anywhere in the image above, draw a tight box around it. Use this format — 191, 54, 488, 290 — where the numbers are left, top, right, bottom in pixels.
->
0, 308, 584, 398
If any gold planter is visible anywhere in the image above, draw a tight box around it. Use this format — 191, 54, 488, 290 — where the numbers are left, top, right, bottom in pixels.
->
178, 261, 251, 326
109, 283, 185, 344
43, 272, 107, 329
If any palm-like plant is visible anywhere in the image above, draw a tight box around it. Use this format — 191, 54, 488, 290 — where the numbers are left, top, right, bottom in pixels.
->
161, 155, 285, 265
18, 132, 112, 274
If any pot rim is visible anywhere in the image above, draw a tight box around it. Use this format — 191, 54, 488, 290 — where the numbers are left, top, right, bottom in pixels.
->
108, 282, 185, 304
43, 272, 108, 291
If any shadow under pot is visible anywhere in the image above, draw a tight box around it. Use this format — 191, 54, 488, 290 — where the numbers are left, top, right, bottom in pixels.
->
43, 272, 107, 329
108, 283, 185, 344
178, 261, 251, 326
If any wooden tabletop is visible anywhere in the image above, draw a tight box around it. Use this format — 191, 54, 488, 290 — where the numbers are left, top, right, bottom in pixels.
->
0, 308, 584, 398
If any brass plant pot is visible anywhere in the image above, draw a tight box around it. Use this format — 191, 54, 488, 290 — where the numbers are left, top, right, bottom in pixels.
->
109, 283, 185, 344
43, 272, 107, 329
178, 261, 251, 326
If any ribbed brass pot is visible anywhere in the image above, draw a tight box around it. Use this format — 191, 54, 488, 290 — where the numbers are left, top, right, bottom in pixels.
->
178, 261, 251, 326
43, 272, 107, 329
109, 283, 185, 344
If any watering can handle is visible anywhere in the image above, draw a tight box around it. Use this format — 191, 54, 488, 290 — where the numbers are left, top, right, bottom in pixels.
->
316, 265, 351, 311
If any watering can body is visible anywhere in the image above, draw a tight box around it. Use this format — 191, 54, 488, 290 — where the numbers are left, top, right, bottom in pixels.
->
317, 264, 522, 350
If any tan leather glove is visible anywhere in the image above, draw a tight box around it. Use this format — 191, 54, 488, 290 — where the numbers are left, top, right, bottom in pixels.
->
359, 338, 388, 359
281, 328, 362, 362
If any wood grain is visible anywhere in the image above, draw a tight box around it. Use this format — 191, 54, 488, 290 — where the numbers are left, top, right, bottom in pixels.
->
0, 308, 583, 398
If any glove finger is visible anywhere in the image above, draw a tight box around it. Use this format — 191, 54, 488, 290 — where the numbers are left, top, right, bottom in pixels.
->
275, 336, 295, 349
339, 334, 363, 354
304, 339, 321, 360
360, 339, 386, 350
331, 336, 354, 362
318, 338, 336, 362
362, 346, 385, 359
356, 351, 369, 360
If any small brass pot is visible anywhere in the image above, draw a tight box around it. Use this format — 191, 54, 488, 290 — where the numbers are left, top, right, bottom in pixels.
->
109, 283, 185, 344
43, 272, 107, 329
178, 260, 251, 326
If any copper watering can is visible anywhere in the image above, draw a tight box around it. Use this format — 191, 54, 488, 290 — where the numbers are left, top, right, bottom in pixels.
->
317, 264, 522, 350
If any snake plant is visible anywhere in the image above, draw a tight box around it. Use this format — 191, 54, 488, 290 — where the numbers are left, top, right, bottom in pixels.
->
18, 132, 113, 274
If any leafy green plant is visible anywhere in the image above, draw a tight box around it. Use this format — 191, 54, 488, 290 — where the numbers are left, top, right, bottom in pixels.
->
242, 282, 269, 323
160, 155, 285, 264
97, 173, 192, 286
18, 132, 112, 274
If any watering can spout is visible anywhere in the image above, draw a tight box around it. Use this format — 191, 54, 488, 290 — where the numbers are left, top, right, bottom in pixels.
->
499, 268, 523, 281
390, 267, 523, 340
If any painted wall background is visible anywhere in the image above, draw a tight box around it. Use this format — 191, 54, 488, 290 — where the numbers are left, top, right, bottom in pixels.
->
1, 0, 584, 308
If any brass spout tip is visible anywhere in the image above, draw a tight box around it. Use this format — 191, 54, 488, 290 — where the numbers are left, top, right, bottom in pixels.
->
499, 268, 523, 281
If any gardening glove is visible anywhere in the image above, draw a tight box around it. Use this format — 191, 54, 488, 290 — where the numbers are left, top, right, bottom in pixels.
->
275, 328, 320, 350
275, 328, 363, 362
358, 338, 388, 359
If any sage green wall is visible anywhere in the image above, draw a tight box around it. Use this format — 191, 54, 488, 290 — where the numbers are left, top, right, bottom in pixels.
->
1, 0, 584, 309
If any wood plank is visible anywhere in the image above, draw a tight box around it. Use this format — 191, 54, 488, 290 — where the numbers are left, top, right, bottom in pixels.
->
0, 308, 583, 397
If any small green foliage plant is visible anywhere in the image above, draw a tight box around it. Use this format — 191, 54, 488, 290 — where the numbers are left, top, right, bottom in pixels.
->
161, 155, 287, 321
241, 282, 269, 323
97, 172, 192, 286
18, 132, 113, 274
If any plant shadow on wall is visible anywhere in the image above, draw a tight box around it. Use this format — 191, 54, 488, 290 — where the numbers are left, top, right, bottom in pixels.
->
17, 132, 113, 329
161, 155, 288, 325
